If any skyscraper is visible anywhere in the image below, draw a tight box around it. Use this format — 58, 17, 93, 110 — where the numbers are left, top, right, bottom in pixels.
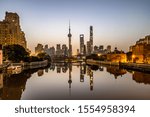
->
80, 34, 84, 55
56, 44, 61, 56
86, 26, 93, 55
90, 26, 93, 52
62, 44, 68, 56
68, 22, 72, 57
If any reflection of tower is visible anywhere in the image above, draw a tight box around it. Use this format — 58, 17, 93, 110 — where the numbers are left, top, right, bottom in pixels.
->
89, 70, 93, 91
87, 67, 94, 91
99, 66, 104, 71
68, 22, 72, 57
68, 63, 72, 95
49, 63, 55, 71
80, 64, 86, 82
80, 65, 84, 82
57, 66, 61, 73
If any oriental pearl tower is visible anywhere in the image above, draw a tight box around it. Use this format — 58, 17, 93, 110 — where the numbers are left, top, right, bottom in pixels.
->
68, 21, 72, 58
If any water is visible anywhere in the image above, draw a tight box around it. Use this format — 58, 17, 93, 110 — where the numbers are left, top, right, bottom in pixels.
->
0, 62, 150, 100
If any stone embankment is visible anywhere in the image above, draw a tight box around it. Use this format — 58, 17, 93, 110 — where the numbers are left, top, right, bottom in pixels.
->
86, 59, 150, 72
0, 60, 48, 72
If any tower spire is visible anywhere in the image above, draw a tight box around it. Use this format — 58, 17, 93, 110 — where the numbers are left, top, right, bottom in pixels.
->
68, 20, 72, 57
69, 20, 70, 27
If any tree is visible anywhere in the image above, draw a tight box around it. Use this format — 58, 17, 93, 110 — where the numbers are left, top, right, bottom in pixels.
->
3, 44, 29, 62
37, 52, 51, 62
126, 52, 132, 62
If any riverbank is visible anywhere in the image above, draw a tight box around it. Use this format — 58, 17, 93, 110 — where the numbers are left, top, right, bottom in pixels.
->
86, 59, 150, 72
0, 60, 49, 72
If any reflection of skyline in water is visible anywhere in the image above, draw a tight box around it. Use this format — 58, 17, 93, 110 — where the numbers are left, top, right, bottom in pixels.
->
0, 63, 150, 100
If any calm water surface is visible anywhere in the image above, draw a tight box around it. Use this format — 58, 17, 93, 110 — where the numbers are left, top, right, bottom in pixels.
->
0, 62, 150, 100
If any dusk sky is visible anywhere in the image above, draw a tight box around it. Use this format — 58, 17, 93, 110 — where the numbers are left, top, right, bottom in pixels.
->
0, 0, 150, 53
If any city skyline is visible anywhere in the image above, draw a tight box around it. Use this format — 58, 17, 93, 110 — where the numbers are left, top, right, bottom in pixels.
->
0, 0, 150, 53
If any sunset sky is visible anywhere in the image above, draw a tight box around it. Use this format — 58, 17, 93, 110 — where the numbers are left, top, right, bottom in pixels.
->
0, 0, 150, 53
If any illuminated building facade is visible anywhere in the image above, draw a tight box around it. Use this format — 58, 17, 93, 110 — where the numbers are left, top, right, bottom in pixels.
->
86, 26, 93, 55
0, 45, 2, 65
0, 12, 27, 48
80, 34, 85, 55
107, 47, 127, 62
129, 35, 150, 63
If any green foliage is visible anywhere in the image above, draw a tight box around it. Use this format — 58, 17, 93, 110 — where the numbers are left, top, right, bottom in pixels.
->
37, 52, 51, 61
3, 44, 29, 62
23, 56, 42, 62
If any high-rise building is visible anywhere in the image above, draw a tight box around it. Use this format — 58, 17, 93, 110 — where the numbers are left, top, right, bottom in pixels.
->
86, 26, 93, 55
56, 44, 61, 56
87, 41, 91, 55
94, 45, 99, 53
90, 26, 93, 52
44, 44, 49, 55
0, 12, 27, 48
49, 46, 55, 57
68, 22, 72, 57
80, 34, 84, 55
62, 44, 68, 56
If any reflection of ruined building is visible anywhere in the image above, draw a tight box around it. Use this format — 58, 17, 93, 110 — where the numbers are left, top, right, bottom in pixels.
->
133, 71, 150, 84
129, 35, 150, 63
0, 72, 31, 100
0, 45, 3, 65
107, 66, 127, 79
0, 74, 3, 99
0, 68, 46, 100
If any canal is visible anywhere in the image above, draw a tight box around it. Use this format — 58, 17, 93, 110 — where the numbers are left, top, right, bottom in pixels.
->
0, 62, 150, 100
